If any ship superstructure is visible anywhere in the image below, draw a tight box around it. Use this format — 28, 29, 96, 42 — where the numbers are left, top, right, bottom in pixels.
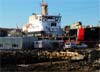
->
22, 2, 63, 36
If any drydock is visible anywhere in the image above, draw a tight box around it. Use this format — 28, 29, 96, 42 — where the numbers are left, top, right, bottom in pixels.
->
0, 1, 100, 72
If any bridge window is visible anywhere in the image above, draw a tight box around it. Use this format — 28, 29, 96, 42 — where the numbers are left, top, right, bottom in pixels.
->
12, 44, 18, 47
51, 22, 56, 26
0, 44, 3, 47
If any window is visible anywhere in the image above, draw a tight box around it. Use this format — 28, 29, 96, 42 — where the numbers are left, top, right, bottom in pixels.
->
51, 22, 56, 26
39, 18, 42, 21
0, 44, 3, 47
44, 16, 53, 19
55, 18, 58, 21
12, 44, 18, 47
36, 42, 39, 44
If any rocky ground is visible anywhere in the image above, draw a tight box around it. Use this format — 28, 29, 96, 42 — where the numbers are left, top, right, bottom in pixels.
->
1, 60, 100, 72
0, 48, 100, 72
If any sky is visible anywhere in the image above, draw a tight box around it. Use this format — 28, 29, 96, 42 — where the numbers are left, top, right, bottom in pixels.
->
0, 0, 100, 28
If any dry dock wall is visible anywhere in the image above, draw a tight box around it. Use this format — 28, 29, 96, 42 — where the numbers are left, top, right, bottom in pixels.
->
0, 37, 38, 50
0, 37, 23, 50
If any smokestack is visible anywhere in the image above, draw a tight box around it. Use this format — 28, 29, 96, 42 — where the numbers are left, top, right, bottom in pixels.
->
41, 1, 48, 15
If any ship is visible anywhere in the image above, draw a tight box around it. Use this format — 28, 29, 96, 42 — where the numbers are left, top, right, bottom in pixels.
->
22, 2, 64, 36
0, 2, 100, 71
0, 1, 64, 50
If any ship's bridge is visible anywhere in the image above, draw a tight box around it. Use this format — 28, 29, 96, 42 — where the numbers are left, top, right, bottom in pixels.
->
22, 2, 63, 36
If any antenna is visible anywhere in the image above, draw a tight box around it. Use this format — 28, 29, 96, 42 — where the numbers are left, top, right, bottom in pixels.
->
42, 0, 44, 3
16, 24, 19, 31
41, 0, 47, 4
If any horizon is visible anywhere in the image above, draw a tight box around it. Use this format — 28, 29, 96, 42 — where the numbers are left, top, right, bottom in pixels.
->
0, 0, 99, 28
